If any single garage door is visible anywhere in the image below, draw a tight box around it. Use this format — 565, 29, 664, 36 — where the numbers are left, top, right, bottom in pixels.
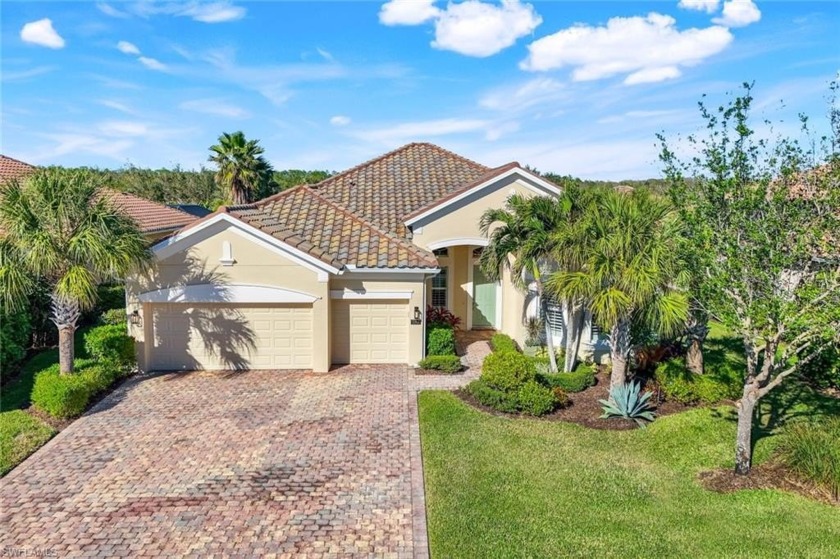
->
150, 303, 313, 370
331, 301, 408, 364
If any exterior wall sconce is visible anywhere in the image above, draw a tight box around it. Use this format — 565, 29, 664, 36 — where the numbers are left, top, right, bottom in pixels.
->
411, 306, 422, 325
130, 310, 142, 327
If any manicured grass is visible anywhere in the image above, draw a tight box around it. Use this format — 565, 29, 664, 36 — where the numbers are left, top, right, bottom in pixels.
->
419, 388, 840, 558
0, 410, 55, 476
1, 326, 91, 412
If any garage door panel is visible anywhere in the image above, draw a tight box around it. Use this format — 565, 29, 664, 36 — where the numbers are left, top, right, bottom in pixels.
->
331, 300, 408, 364
150, 304, 313, 371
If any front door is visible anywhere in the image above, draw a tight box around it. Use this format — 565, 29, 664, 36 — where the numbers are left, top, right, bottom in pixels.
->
472, 265, 497, 329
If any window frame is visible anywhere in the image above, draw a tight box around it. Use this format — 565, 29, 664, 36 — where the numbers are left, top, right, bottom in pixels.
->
431, 266, 449, 308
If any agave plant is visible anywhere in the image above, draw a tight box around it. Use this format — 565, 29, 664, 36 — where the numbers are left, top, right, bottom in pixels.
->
599, 381, 656, 427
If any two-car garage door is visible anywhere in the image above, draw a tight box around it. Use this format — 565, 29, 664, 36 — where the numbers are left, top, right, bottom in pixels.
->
149, 303, 313, 371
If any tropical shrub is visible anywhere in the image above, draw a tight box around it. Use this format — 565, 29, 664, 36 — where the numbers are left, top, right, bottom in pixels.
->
418, 355, 463, 374
31, 366, 91, 418
481, 351, 536, 392
427, 325, 456, 356
466, 380, 519, 413
490, 333, 519, 354
518, 381, 558, 416
539, 365, 596, 393
599, 381, 656, 427
524, 317, 543, 347
654, 359, 741, 404
98, 308, 127, 326
426, 306, 462, 329
779, 418, 840, 501
552, 387, 570, 409
84, 325, 135, 367
0, 308, 31, 380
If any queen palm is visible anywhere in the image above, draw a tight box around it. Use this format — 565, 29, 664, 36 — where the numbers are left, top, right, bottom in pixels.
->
209, 131, 273, 205
0, 169, 151, 374
479, 193, 571, 373
546, 189, 689, 391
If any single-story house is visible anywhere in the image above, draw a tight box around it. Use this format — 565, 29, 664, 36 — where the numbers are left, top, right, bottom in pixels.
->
125, 143, 607, 372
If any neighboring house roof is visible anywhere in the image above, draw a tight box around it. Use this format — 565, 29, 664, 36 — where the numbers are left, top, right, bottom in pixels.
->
0, 154, 36, 182
309, 143, 493, 238
169, 204, 214, 218
99, 190, 197, 234
0, 154, 196, 235
227, 186, 438, 269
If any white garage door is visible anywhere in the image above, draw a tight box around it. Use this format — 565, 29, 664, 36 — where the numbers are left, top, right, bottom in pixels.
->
150, 303, 313, 370
331, 301, 408, 364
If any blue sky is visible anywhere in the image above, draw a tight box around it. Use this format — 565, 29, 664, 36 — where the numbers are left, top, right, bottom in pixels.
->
2, 1, 838, 179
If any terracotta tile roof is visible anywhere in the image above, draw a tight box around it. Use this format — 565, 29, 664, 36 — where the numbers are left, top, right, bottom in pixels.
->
402, 161, 520, 222
310, 142, 491, 238
99, 190, 197, 234
227, 186, 438, 269
0, 154, 36, 183
0, 154, 196, 234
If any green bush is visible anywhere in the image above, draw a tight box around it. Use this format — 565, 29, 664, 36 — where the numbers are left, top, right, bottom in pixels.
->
481, 351, 536, 392
490, 333, 519, 354
96, 284, 126, 312
534, 345, 565, 363
98, 308, 127, 326
418, 355, 463, 373
518, 380, 558, 416
538, 364, 596, 393
466, 380, 519, 413
84, 325, 135, 367
31, 365, 91, 419
0, 410, 55, 476
1, 308, 32, 380
552, 387, 570, 408
654, 359, 742, 405
798, 345, 840, 391
779, 418, 840, 500
427, 325, 456, 356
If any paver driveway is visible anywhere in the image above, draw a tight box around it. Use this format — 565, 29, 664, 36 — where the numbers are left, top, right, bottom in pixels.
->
1, 364, 476, 559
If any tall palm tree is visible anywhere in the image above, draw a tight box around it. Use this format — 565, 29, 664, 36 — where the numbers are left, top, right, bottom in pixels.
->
546, 189, 689, 391
0, 169, 151, 374
208, 131, 274, 205
479, 193, 571, 373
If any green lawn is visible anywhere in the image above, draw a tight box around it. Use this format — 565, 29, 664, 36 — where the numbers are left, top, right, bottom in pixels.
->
0, 410, 55, 476
419, 387, 840, 558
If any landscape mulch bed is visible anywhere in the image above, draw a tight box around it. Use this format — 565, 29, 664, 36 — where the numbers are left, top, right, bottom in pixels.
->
699, 462, 839, 506
456, 371, 694, 430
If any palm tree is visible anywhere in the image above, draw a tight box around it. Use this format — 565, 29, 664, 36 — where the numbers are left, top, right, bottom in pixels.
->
208, 131, 274, 205
0, 169, 151, 374
546, 189, 689, 391
479, 193, 570, 373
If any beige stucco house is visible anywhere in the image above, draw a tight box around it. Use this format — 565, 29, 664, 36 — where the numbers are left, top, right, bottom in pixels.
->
126, 143, 606, 373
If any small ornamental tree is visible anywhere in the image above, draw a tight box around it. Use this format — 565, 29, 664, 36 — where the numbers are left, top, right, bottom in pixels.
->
660, 83, 840, 475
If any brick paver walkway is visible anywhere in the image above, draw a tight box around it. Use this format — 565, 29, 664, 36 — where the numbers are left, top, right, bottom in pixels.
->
0, 338, 490, 559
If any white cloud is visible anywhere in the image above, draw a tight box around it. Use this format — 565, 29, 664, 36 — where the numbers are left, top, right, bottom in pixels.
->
713, 0, 761, 28
330, 115, 352, 126
96, 3, 130, 18
432, 0, 542, 57
316, 48, 334, 62
179, 1, 246, 23
99, 121, 149, 137
98, 100, 137, 115
378, 0, 540, 57
479, 77, 567, 112
678, 0, 720, 13
1, 66, 55, 82
179, 98, 250, 118
20, 19, 65, 49
138, 56, 167, 71
379, 0, 440, 26
521, 13, 732, 85
117, 40, 140, 55
352, 118, 490, 143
